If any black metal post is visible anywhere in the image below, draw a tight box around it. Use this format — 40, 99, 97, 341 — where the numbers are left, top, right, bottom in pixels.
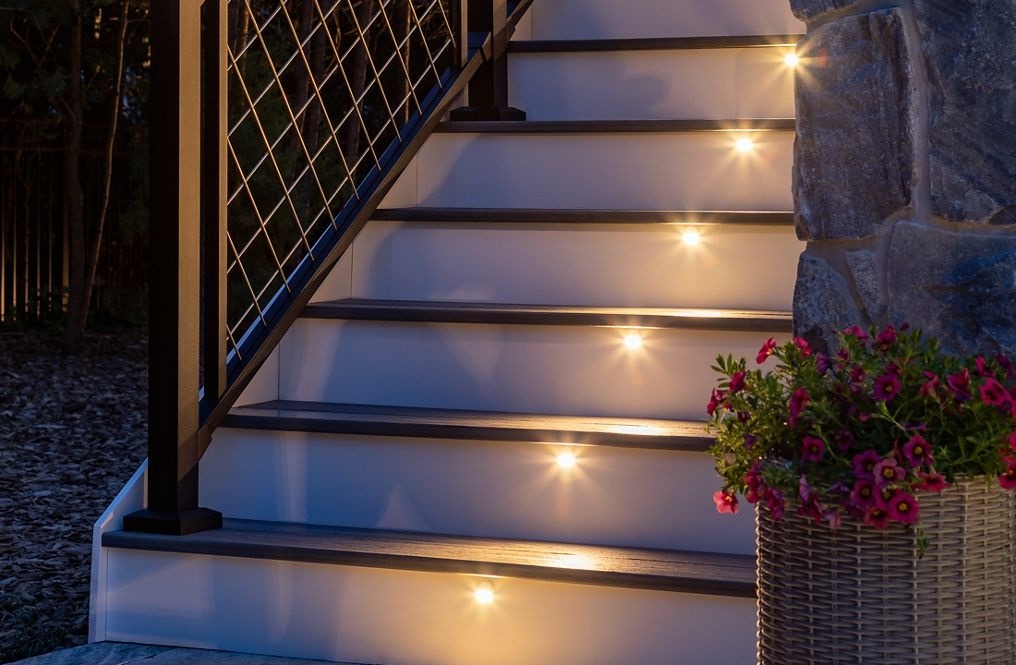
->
450, 0, 525, 121
124, 0, 222, 536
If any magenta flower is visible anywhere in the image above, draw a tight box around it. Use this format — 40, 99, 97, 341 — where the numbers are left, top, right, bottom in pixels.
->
824, 508, 843, 529
1009, 431, 1016, 453
743, 433, 757, 449
997, 354, 1014, 380
915, 471, 949, 493
850, 365, 866, 384
763, 487, 785, 520
852, 450, 881, 480
713, 490, 739, 515
756, 338, 777, 364
974, 356, 989, 377
948, 369, 971, 400
902, 434, 933, 467
999, 464, 1016, 491
919, 371, 941, 398
728, 370, 746, 393
887, 491, 920, 525
850, 479, 876, 507
793, 337, 812, 357
834, 429, 855, 452
843, 325, 868, 341
788, 387, 810, 427
801, 435, 826, 462
980, 377, 1009, 407
873, 457, 904, 487
707, 388, 726, 416
876, 325, 897, 349
874, 372, 902, 401
816, 353, 831, 374
863, 505, 891, 529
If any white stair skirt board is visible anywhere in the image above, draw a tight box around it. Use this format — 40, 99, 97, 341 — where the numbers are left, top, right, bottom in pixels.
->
279, 320, 788, 420
510, 47, 797, 121
350, 221, 803, 311
201, 429, 754, 554
527, 0, 802, 41
103, 550, 756, 665
414, 132, 793, 210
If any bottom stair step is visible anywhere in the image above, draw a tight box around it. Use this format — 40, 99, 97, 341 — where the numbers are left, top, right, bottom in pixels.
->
100, 520, 757, 665
103, 519, 754, 597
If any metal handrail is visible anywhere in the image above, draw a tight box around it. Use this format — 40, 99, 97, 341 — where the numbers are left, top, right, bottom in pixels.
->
126, 0, 533, 535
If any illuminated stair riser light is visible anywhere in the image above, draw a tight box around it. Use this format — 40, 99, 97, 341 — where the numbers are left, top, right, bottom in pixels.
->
556, 450, 577, 469
735, 137, 754, 154
784, 52, 800, 68
681, 229, 702, 246
474, 586, 495, 605
623, 332, 643, 350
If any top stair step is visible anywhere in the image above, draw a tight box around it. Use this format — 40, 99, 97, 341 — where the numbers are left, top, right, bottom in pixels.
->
103, 519, 755, 598
510, 34, 802, 53
436, 119, 796, 134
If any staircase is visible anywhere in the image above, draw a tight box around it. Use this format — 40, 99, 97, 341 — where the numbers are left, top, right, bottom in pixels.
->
92, 1, 804, 663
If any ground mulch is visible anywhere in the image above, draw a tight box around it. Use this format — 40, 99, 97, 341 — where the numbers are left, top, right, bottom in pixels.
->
0, 331, 149, 664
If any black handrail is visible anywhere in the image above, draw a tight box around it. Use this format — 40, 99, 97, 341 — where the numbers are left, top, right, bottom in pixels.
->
126, 0, 533, 535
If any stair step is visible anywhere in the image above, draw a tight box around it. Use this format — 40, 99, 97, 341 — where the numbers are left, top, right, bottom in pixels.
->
510, 34, 802, 52
436, 118, 796, 134
103, 519, 755, 597
223, 400, 713, 452
372, 208, 795, 225
303, 299, 793, 333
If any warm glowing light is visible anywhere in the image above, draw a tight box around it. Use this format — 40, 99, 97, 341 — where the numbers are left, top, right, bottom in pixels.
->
681, 229, 702, 246
784, 52, 800, 68
556, 450, 577, 469
474, 586, 495, 605
735, 137, 755, 153
623, 332, 643, 350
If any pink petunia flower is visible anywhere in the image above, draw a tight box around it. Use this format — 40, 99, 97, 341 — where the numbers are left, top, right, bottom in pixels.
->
852, 450, 881, 480
873, 457, 904, 487
728, 370, 747, 394
834, 429, 855, 452
756, 338, 777, 364
863, 505, 891, 529
902, 434, 933, 467
919, 371, 941, 398
886, 491, 920, 525
1000, 464, 1016, 491
801, 435, 826, 462
997, 354, 1014, 380
874, 372, 902, 401
707, 389, 726, 416
850, 479, 876, 507
980, 377, 1009, 407
763, 487, 785, 520
843, 325, 868, 341
1009, 431, 1016, 453
876, 325, 897, 349
788, 388, 810, 427
974, 356, 989, 377
793, 337, 812, 357
713, 490, 739, 515
915, 471, 949, 493
948, 369, 971, 400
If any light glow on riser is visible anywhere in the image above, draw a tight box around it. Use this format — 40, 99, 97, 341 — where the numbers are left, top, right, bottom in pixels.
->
200, 429, 755, 553
415, 132, 793, 210
279, 320, 791, 420
510, 48, 796, 121
103, 550, 756, 665
523, 0, 801, 40
349, 222, 802, 311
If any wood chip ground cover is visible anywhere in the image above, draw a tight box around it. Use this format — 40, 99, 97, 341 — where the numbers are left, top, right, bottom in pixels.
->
1, 332, 148, 663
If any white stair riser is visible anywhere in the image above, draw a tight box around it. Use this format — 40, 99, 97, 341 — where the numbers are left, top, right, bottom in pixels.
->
104, 550, 756, 665
511, 48, 796, 121
279, 320, 786, 420
202, 429, 754, 553
525, 0, 802, 40
415, 132, 793, 210
350, 221, 802, 310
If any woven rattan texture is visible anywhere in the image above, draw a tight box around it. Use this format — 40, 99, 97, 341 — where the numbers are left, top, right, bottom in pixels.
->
757, 479, 1016, 664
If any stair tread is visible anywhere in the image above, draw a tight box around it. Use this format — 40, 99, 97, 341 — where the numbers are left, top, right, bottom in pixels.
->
223, 400, 714, 451
104, 519, 755, 597
302, 298, 793, 332
510, 34, 802, 53
371, 208, 794, 225
436, 118, 795, 133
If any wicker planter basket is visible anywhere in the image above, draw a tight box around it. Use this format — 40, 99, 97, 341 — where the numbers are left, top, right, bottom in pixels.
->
757, 478, 1016, 664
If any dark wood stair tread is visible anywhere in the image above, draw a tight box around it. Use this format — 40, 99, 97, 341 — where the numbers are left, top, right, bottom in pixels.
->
302, 298, 793, 332
509, 34, 802, 53
371, 208, 794, 225
436, 118, 795, 134
104, 519, 755, 597
223, 400, 714, 451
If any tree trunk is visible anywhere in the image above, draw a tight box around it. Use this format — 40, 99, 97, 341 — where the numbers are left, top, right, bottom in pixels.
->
62, 0, 86, 349
76, 0, 131, 338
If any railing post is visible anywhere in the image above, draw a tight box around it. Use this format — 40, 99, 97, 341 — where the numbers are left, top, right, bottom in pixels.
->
450, 0, 525, 121
124, 0, 222, 536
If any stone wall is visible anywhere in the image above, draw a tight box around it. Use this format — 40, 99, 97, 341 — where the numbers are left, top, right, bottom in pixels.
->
790, 0, 1016, 356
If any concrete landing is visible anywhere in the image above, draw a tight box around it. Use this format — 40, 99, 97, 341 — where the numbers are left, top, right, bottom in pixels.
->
12, 643, 356, 665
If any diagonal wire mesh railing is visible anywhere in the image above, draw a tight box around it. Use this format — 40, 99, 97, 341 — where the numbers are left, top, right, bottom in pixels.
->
224, 0, 456, 365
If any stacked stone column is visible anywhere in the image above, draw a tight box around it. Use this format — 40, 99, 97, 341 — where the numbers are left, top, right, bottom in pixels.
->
791, 0, 1015, 356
